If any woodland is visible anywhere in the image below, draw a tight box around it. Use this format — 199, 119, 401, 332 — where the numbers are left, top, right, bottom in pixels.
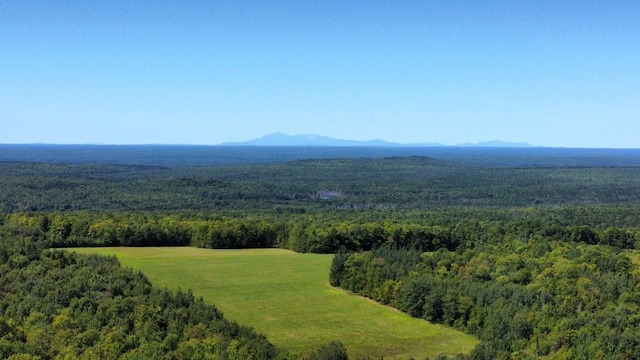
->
2, 146, 640, 359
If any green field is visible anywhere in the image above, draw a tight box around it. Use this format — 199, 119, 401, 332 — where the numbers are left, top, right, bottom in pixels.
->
70, 247, 478, 359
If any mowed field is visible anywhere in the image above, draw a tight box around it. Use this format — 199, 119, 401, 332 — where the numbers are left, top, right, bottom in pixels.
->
70, 247, 478, 359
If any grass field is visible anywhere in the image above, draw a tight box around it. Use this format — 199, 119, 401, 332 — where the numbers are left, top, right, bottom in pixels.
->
70, 247, 478, 359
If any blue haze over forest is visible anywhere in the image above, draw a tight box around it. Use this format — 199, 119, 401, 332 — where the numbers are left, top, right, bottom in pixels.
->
2, 144, 640, 169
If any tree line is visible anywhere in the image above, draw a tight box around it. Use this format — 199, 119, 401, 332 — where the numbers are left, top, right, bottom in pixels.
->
330, 242, 640, 359
4, 211, 639, 253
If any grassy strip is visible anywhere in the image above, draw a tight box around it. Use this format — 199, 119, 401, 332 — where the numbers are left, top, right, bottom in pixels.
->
71, 247, 477, 359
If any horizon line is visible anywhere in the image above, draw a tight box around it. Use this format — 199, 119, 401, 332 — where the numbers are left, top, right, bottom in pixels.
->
2, 142, 640, 150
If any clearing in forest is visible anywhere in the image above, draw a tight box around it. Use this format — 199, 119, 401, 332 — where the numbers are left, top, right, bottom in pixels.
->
71, 247, 478, 359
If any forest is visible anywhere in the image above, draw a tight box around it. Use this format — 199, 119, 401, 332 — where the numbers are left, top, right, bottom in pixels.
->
2, 146, 640, 359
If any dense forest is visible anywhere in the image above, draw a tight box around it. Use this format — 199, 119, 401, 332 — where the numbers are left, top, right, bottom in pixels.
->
330, 244, 640, 359
0, 226, 281, 359
3, 155, 640, 213
0, 223, 354, 359
3, 146, 640, 359
2, 208, 640, 253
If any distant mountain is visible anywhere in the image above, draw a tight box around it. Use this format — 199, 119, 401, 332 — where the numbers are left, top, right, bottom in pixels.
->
221, 133, 532, 148
222, 133, 404, 147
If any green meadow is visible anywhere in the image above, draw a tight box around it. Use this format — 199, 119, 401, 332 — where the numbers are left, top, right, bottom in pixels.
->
71, 247, 477, 359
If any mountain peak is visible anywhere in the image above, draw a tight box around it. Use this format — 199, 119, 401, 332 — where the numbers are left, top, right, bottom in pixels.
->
220, 133, 533, 148
222, 133, 400, 147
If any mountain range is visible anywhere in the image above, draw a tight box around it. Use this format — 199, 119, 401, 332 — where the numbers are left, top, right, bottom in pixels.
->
221, 133, 533, 148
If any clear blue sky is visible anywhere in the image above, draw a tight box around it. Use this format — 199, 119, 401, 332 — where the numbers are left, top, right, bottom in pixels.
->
2, 1, 639, 147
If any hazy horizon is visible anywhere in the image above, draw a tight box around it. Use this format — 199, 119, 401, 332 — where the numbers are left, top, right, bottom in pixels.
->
0, 131, 636, 149
2, 2, 639, 148
0, 131, 639, 149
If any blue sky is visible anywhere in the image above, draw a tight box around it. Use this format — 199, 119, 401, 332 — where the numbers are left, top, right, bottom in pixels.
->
1, 1, 639, 147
